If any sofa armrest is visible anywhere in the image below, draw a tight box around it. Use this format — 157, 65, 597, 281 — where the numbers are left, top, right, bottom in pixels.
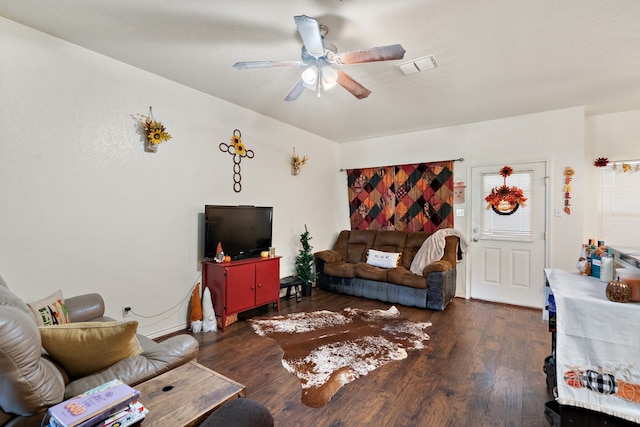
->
442, 235, 459, 268
314, 250, 342, 263
64, 334, 199, 398
0, 410, 11, 426
0, 308, 65, 417
421, 236, 459, 276
65, 293, 105, 323
138, 335, 199, 370
420, 236, 459, 277
422, 260, 453, 276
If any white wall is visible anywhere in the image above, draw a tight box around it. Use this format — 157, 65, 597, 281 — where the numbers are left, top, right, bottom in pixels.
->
339, 107, 586, 296
0, 17, 340, 337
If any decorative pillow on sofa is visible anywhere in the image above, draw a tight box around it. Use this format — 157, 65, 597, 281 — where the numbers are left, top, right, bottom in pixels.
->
366, 249, 402, 269
27, 290, 70, 326
38, 321, 143, 378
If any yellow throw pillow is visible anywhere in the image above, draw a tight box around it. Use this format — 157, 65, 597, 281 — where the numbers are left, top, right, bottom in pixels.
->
39, 321, 143, 378
28, 290, 70, 326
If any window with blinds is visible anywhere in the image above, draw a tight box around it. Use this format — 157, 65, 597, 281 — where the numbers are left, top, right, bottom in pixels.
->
598, 161, 640, 247
480, 170, 534, 241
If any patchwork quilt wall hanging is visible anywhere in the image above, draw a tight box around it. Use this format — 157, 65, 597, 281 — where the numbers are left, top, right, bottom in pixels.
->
346, 161, 454, 231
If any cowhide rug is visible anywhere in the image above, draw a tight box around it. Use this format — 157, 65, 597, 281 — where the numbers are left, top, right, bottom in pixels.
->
249, 306, 432, 407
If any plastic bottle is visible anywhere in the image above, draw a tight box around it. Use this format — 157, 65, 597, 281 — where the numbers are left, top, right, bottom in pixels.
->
589, 239, 601, 278
600, 248, 614, 282
586, 240, 594, 276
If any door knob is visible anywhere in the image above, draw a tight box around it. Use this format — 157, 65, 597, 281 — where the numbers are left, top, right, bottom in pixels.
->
472, 237, 479, 242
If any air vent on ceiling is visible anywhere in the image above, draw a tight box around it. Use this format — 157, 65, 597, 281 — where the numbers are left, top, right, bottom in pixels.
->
397, 55, 439, 75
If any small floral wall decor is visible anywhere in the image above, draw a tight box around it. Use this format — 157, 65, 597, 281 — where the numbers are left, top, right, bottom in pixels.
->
485, 165, 528, 215
563, 167, 574, 215
594, 157, 609, 167
135, 106, 172, 153
219, 129, 254, 192
290, 147, 308, 176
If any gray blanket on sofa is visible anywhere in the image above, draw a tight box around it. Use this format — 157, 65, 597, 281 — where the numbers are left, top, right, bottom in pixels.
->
410, 228, 469, 275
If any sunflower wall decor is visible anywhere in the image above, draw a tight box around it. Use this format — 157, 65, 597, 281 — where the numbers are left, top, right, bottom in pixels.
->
485, 166, 528, 215
136, 106, 172, 153
219, 129, 254, 192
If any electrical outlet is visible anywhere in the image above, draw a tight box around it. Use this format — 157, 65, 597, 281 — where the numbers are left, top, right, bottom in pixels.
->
122, 305, 132, 317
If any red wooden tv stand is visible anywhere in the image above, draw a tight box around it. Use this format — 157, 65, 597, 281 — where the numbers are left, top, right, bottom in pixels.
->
202, 257, 280, 331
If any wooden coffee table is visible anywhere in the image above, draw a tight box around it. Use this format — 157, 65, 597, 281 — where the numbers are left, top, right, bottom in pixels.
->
135, 362, 246, 427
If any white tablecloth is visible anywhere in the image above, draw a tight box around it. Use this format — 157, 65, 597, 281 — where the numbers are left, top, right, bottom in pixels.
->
546, 268, 640, 423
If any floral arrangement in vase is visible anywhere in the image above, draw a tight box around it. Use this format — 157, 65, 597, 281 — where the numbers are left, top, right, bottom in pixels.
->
291, 147, 308, 175
136, 107, 171, 152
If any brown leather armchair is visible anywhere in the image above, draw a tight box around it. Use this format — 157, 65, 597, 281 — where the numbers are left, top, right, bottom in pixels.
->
0, 275, 199, 427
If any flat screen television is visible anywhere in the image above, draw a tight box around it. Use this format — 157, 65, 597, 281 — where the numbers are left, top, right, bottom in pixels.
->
204, 205, 273, 260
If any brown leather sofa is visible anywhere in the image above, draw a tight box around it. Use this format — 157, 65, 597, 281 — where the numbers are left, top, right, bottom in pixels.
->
314, 230, 460, 311
0, 275, 199, 427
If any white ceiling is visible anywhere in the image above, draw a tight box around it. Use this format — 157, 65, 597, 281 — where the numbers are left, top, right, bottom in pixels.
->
2, 0, 640, 143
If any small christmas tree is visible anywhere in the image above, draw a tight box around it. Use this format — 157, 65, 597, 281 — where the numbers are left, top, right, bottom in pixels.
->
295, 225, 316, 285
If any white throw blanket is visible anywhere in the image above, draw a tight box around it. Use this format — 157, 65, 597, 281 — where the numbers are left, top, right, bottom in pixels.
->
410, 228, 469, 275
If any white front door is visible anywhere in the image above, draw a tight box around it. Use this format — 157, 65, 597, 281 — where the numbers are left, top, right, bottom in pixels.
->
469, 162, 547, 308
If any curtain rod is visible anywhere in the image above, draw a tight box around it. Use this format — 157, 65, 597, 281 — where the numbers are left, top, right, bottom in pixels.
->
339, 157, 464, 172
603, 158, 640, 163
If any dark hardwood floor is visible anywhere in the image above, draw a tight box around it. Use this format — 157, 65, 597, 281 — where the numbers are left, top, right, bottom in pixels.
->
176, 289, 552, 427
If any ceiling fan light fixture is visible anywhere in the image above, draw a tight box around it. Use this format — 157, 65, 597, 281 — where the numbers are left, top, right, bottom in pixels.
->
320, 66, 338, 91
235, 15, 404, 101
301, 66, 318, 89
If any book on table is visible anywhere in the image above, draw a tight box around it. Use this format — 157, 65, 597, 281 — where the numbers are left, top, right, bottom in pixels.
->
50, 402, 147, 427
95, 401, 148, 427
48, 380, 142, 427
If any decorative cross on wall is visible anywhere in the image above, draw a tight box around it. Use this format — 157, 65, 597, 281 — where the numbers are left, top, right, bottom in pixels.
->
219, 129, 254, 192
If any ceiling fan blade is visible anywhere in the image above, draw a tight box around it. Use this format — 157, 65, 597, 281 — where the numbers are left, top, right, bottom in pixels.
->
332, 44, 406, 65
284, 79, 305, 102
294, 15, 324, 57
336, 71, 371, 99
233, 60, 302, 70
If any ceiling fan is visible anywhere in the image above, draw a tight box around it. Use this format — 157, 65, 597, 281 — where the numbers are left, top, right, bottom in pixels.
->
233, 15, 406, 101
